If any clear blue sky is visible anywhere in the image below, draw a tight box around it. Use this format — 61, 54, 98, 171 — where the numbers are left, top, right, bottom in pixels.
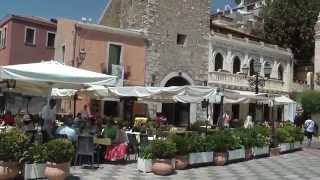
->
0, 0, 236, 23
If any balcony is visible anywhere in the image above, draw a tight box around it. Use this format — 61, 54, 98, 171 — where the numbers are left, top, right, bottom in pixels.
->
208, 71, 289, 93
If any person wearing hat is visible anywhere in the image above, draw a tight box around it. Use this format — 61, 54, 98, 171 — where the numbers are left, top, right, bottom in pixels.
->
22, 114, 34, 133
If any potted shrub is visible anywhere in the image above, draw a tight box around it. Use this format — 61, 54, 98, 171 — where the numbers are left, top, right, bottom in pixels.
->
210, 130, 235, 166
277, 126, 293, 152
0, 129, 26, 180
137, 144, 153, 173
170, 135, 189, 170
23, 143, 48, 179
252, 126, 270, 157
227, 129, 245, 161
188, 135, 213, 165
44, 139, 75, 180
150, 139, 176, 176
291, 127, 304, 150
237, 128, 255, 160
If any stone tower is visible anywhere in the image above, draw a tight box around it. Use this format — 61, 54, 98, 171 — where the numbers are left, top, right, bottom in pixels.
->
314, 13, 320, 88
99, 0, 210, 86
99, 0, 211, 123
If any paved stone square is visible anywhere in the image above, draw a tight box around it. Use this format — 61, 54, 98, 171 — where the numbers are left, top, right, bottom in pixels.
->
69, 141, 320, 180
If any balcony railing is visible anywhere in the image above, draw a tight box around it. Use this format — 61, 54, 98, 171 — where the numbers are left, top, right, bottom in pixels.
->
208, 71, 288, 92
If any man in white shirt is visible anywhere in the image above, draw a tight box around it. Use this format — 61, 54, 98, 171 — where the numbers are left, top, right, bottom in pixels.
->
304, 116, 315, 147
40, 99, 56, 138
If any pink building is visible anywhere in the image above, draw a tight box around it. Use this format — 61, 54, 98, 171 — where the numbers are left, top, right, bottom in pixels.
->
0, 15, 57, 65
54, 18, 146, 115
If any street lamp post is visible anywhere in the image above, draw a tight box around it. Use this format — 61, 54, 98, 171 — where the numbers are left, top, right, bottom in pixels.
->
241, 60, 272, 94
242, 60, 278, 154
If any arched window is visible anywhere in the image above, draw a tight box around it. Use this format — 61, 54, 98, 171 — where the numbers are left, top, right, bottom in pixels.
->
264, 62, 271, 78
249, 59, 255, 76
278, 65, 284, 81
214, 53, 223, 71
233, 57, 241, 74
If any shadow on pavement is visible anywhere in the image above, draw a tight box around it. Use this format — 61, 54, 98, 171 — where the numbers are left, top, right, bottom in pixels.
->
66, 175, 81, 180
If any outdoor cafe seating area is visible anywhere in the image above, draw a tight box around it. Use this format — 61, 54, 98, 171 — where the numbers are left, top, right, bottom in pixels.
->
0, 61, 300, 179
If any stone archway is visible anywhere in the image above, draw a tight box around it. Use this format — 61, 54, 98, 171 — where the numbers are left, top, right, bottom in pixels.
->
160, 72, 195, 127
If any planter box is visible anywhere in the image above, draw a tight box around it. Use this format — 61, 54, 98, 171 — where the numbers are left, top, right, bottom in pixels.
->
280, 143, 291, 152
228, 148, 245, 161
137, 158, 152, 173
291, 142, 303, 150
24, 163, 46, 180
188, 152, 213, 165
253, 146, 269, 156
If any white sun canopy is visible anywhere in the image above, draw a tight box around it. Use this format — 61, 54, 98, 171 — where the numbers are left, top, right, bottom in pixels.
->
83, 85, 220, 103
223, 90, 272, 104
0, 61, 117, 95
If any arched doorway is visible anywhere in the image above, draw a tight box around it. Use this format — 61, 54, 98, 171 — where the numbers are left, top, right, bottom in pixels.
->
249, 59, 255, 76
214, 53, 224, 71
233, 57, 241, 74
278, 65, 284, 81
162, 76, 190, 127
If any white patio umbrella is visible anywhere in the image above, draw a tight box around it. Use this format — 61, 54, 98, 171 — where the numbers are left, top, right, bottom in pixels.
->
0, 61, 117, 117
0, 60, 117, 95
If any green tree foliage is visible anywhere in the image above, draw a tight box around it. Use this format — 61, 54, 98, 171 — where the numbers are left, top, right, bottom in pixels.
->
262, 0, 320, 61
297, 90, 320, 113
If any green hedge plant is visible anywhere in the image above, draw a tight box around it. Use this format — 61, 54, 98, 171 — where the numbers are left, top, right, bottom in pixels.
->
169, 135, 190, 155
188, 135, 212, 153
0, 129, 27, 161
139, 144, 153, 159
46, 139, 75, 164
150, 139, 176, 159
23, 143, 48, 164
208, 130, 237, 152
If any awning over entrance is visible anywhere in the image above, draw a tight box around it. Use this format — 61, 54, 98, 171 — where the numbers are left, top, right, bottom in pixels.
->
82, 85, 220, 103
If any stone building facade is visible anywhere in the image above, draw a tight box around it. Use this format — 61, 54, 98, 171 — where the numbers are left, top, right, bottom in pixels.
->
208, 31, 294, 122
99, 0, 211, 125
314, 13, 320, 89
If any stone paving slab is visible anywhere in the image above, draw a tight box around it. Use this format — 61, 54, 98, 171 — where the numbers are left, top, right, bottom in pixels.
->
68, 141, 320, 180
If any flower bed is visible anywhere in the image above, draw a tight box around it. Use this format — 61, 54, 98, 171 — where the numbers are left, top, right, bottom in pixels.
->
277, 123, 304, 153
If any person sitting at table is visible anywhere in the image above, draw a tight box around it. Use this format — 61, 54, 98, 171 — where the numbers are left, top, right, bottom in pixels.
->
104, 124, 128, 161
22, 114, 35, 133
102, 121, 117, 139
3, 110, 15, 126
154, 112, 167, 127
55, 118, 76, 142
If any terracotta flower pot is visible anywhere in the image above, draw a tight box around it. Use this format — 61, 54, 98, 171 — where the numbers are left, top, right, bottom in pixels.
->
175, 155, 188, 170
44, 162, 69, 180
152, 159, 174, 176
245, 148, 253, 160
0, 161, 19, 180
214, 152, 227, 166
270, 147, 281, 157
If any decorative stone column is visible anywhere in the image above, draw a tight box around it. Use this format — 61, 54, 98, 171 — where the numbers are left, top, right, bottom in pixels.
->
314, 13, 320, 89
